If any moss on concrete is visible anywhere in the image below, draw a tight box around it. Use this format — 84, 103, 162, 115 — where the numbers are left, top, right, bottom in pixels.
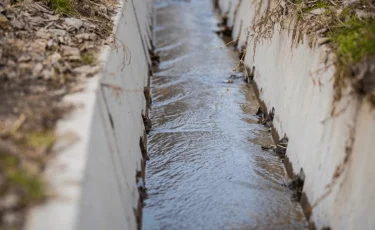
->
252, 0, 375, 102
329, 18, 375, 63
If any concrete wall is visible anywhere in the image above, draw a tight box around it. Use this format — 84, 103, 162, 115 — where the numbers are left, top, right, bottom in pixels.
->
25, 0, 152, 229
218, 0, 375, 229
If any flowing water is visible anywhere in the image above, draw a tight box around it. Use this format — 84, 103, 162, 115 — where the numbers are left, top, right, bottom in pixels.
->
143, 0, 307, 229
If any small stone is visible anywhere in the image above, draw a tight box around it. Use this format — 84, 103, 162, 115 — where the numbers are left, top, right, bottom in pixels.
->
29, 40, 47, 53
18, 54, 31, 62
28, 16, 46, 27
41, 68, 54, 80
36, 29, 51, 39
317, 37, 330, 46
45, 14, 59, 21
0, 13, 8, 23
343, 0, 360, 6
73, 65, 100, 77
67, 55, 81, 61
50, 52, 62, 64
36, 28, 67, 38
356, 10, 375, 19
309, 8, 326, 15
275, 145, 287, 155
10, 18, 23, 29
64, 17, 83, 30
76, 33, 97, 41
82, 21, 97, 32
47, 39, 54, 49
49, 29, 67, 37
61, 45, 80, 57
0, 194, 19, 209
2, 212, 21, 227
58, 36, 65, 44
261, 145, 275, 150
32, 63, 43, 77
316, 28, 328, 35
0, 13, 9, 30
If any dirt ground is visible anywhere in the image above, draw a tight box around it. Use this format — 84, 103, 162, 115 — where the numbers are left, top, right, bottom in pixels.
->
0, 0, 115, 229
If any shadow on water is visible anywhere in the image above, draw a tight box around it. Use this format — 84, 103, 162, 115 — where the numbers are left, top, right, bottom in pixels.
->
143, 0, 307, 229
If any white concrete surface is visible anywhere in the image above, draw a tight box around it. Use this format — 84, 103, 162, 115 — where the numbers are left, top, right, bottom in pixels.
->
25, 0, 152, 229
218, 0, 375, 229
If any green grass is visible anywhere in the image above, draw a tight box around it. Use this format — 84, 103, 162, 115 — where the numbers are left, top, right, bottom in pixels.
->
1, 155, 45, 204
329, 18, 375, 63
46, 0, 72, 14
81, 52, 96, 65
26, 131, 55, 149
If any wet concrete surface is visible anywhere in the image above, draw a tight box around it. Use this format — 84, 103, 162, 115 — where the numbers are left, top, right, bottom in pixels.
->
143, 0, 307, 229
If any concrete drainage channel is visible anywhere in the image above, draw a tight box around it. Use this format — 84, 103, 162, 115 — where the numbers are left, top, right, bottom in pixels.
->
21, 0, 374, 229
25, 0, 153, 229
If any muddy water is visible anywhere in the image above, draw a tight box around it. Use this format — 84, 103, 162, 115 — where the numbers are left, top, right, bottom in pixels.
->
143, 0, 306, 229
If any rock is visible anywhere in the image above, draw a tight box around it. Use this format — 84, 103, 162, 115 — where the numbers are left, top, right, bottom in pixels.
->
256, 107, 264, 118
64, 17, 83, 30
32, 63, 44, 78
2, 212, 21, 227
0, 13, 7, 23
10, 18, 23, 29
0, 13, 9, 30
49, 29, 67, 37
76, 33, 97, 41
279, 139, 288, 147
98, 4, 108, 14
275, 145, 287, 155
50, 52, 62, 64
343, 0, 360, 6
309, 8, 326, 15
28, 16, 46, 27
61, 45, 80, 57
317, 37, 330, 46
0, 194, 19, 209
36, 28, 67, 39
41, 68, 55, 80
46, 39, 54, 49
67, 55, 81, 61
261, 145, 275, 150
73, 65, 100, 77
82, 21, 97, 32
29, 40, 47, 53
316, 28, 328, 35
36, 29, 51, 39
18, 54, 31, 62
45, 14, 59, 21
0, 139, 17, 156
356, 10, 375, 19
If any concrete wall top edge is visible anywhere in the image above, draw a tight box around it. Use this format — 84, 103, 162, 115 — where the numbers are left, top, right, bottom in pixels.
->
25, 0, 152, 229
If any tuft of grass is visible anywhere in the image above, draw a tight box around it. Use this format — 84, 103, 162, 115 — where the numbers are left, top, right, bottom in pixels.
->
46, 0, 72, 14
329, 18, 375, 63
1, 155, 45, 204
81, 52, 96, 65
26, 131, 55, 149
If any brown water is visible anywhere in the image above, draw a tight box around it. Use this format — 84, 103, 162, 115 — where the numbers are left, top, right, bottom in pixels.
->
143, 0, 307, 229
